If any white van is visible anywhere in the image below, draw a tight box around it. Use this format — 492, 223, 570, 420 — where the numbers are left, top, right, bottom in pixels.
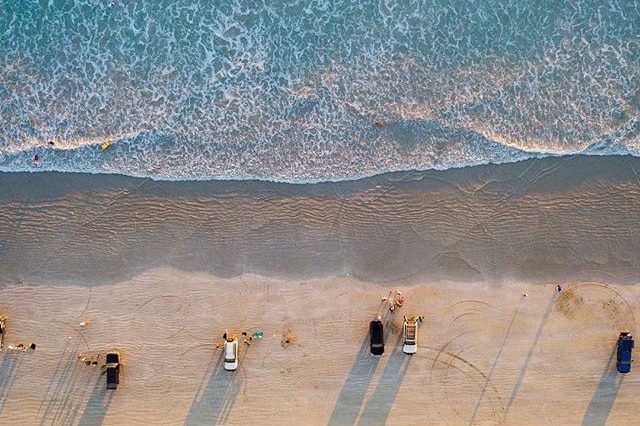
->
224, 337, 239, 371
402, 316, 418, 354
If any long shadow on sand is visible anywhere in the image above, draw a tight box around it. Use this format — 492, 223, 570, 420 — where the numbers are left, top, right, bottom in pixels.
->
505, 291, 557, 414
77, 376, 115, 426
327, 334, 380, 426
37, 337, 94, 426
358, 333, 412, 426
581, 347, 624, 426
469, 296, 526, 424
0, 352, 23, 414
184, 351, 242, 425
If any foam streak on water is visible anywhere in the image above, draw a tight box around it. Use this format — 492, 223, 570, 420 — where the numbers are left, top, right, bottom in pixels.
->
0, 0, 639, 183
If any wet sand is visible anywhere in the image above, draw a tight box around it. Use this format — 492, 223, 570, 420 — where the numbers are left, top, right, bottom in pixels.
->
0, 155, 639, 425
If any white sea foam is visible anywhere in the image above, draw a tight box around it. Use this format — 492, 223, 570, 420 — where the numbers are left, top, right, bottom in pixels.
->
0, 0, 638, 182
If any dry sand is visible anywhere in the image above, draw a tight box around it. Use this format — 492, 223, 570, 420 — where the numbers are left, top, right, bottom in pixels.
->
0, 155, 639, 425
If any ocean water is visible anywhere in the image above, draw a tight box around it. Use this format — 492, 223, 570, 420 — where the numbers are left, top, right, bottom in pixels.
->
0, 0, 638, 183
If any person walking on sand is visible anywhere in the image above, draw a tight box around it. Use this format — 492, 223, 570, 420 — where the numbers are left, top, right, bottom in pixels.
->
556, 284, 562, 292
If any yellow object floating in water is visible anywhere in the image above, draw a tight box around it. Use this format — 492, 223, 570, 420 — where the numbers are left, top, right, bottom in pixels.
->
101, 142, 110, 150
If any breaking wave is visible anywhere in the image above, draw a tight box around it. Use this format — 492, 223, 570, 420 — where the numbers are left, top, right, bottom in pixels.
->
1, 0, 638, 183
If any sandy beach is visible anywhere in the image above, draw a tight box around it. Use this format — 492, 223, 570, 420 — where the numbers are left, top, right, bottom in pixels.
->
1, 155, 640, 425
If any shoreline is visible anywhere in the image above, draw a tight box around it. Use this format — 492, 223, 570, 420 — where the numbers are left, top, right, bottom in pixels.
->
1, 154, 640, 286
2, 152, 638, 188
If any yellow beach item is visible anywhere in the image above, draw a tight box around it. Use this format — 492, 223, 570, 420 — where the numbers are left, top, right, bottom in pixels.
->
101, 142, 111, 150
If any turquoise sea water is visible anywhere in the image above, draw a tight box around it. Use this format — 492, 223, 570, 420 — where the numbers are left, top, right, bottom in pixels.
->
1, 0, 638, 182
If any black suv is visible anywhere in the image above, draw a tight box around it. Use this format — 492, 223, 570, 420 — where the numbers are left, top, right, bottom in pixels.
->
105, 351, 121, 389
369, 318, 384, 357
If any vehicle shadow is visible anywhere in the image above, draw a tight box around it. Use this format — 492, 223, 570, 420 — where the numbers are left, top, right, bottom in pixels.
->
327, 333, 380, 426
77, 375, 115, 426
358, 333, 411, 426
37, 337, 86, 425
581, 346, 624, 426
184, 351, 242, 426
505, 291, 557, 414
0, 352, 23, 414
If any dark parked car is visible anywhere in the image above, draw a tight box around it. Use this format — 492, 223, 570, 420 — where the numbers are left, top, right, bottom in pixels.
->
370, 318, 384, 357
105, 351, 121, 389
616, 332, 634, 374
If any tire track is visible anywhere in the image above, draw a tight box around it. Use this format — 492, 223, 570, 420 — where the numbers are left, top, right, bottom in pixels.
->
422, 344, 505, 425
